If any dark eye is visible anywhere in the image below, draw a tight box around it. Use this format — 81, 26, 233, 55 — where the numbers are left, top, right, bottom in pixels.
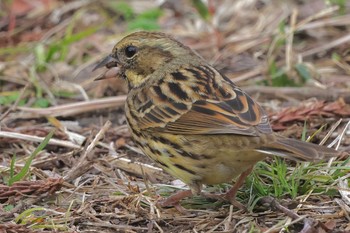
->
125, 45, 137, 58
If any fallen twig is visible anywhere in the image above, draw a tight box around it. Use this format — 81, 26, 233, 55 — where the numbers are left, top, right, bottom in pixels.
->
64, 121, 111, 182
17, 96, 126, 117
0, 131, 81, 149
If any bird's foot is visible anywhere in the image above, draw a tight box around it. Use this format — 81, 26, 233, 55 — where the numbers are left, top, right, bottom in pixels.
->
200, 192, 246, 210
156, 189, 193, 213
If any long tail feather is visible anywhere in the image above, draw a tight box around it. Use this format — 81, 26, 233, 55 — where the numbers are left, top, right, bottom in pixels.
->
256, 137, 339, 162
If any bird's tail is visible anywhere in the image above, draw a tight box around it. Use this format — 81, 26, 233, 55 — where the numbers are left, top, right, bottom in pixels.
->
256, 137, 339, 162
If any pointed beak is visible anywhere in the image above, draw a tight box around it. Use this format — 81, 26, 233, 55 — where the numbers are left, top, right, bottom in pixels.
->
93, 55, 118, 71
93, 55, 120, 81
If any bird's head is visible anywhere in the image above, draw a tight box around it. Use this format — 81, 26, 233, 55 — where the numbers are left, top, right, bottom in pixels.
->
93, 31, 199, 89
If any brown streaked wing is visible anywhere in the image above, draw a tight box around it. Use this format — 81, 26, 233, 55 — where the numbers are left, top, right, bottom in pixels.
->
136, 67, 272, 136
157, 95, 272, 136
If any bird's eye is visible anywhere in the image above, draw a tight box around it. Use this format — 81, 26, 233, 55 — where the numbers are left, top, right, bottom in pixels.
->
125, 45, 137, 58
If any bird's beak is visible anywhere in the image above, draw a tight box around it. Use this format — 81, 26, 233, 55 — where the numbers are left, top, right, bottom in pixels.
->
92, 55, 120, 81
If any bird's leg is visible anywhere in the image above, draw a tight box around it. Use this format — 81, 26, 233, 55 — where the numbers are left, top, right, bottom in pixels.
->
224, 166, 253, 209
201, 166, 253, 210
225, 166, 253, 200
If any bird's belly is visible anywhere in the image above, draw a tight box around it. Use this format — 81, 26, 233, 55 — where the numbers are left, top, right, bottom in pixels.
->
133, 132, 267, 186
199, 151, 265, 184
200, 163, 242, 185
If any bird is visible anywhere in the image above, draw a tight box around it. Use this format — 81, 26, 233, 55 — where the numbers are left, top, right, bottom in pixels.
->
93, 31, 339, 209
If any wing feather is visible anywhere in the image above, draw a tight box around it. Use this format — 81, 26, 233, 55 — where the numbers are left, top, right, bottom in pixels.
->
133, 65, 272, 136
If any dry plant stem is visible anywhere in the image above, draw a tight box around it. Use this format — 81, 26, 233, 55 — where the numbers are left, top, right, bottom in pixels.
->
286, 9, 297, 72
320, 118, 342, 146
49, 0, 92, 24
326, 119, 346, 168
261, 197, 300, 219
299, 219, 317, 233
335, 121, 350, 207
64, 121, 111, 182
0, 131, 80, 149
261, 197, 325, 233
208, 205, 234, 232
335, 198, 350, 221
298, 14, 350, 31
17, 96, 126, 117
302, 33, 350, 57
229, 67, 263, 83
81, 222, 148, 231
224, 205, 234, 231
296, 5, 339, 29
106, 156, 169, 182
151, 220, 165, 233
335, 120, 350, 151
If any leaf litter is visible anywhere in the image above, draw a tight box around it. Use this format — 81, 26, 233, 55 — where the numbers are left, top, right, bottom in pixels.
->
0, 0, 350, 232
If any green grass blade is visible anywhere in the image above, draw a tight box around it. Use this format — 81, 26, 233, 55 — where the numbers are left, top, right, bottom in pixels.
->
192, 0, 210, 20
295, 63, 312, 82
9, 153, 16, 180
15, 207, 45, 224
8, 130, 54, 186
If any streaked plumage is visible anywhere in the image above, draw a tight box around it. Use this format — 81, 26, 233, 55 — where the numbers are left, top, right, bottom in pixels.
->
94, 31, 339, 207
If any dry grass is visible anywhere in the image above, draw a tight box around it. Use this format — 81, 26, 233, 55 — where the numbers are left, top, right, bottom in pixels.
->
1, 0, 350, 232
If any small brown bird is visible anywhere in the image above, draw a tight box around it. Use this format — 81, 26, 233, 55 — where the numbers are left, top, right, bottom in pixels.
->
94, 31, 339, 208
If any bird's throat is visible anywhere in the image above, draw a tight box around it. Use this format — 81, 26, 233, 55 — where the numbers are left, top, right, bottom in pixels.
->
125, 69, 149, 89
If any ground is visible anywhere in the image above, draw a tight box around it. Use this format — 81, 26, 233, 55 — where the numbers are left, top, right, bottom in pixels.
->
0, 0, 350, 232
